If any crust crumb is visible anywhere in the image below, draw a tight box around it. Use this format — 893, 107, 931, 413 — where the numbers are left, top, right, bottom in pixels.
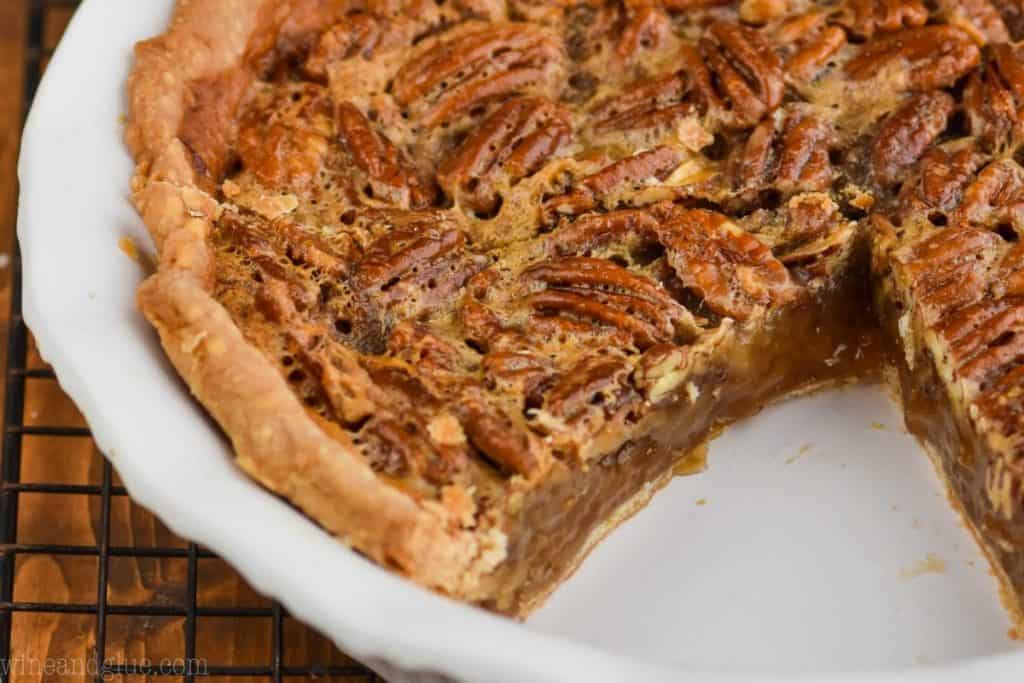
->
899, 553, 946, 580
119, 237, 140, 262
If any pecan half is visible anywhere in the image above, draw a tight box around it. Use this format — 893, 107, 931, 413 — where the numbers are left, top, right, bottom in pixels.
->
588, 73, 694, 134
360, 411, 470, 484
539, 354, 635, 426
896, 145, 988, 219
615, 7, 673, 62
217, 209, 354, 281
729, 108, 833, 203
843, 26, 978, 92
390, 22, 565, 129
337, 102, 436, 208
773, 11, 848, 82
964, 43, 1024, 150
353, 216, 487, 318
438, 97, 572, 216
353, 357, 475, 484
482, 350, 554, 395
952, 159, 1024, 234
304, 13, 393, 80
542, 146, 684, 221
845, 26, 981, 92
835, 0, 929, 40
871, 91, 955, 188
525, 256, 696, 349
545, 207, 663, 255
697, 21, 785, 128
936, 297, 1024, 388
458, 393, 547, 478
897, 226, 1002, 324
236, 84, 334, 191
658, 209, 798, 320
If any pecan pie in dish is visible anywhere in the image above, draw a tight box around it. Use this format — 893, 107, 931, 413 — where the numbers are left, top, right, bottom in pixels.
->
127, 0, 1024, 620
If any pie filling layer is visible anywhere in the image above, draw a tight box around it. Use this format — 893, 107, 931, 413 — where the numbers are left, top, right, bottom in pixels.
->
485, 260, 881, 613
129, 0, 1024, 621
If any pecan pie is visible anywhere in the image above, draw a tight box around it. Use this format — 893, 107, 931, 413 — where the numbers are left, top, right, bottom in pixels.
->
127, 0, 1024, 621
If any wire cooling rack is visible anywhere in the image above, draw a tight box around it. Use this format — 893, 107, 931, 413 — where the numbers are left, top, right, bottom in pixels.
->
1, 2, 378, 680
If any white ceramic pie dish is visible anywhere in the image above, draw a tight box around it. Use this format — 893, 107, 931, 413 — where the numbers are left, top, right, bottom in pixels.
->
16, 1, 1024, 681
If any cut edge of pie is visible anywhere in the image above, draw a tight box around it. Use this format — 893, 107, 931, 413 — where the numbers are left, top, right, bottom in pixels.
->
124, 0, 1024, 624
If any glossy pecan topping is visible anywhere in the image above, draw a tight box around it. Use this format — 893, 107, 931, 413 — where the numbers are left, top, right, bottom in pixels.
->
729, 108, 833, 203
390, 22, 565, 128
938, 0, 1011, 45
438, 97, 572, 216
658, 210, 798, 320
897, 226, 1002, 324
871, 91, 955, 188
696, 21, 785, 129
964, 44, 1024, 150
772, 11, 847, 82
525, 256, 696, 349
845, 26, 981, 92
542, 147, 684, 221
835, 0, 929, 39
210, 0, 1024, 494
337, 102, 436, 208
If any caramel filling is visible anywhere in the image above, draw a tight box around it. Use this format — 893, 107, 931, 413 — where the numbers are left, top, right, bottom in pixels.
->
485, 254, 883, 614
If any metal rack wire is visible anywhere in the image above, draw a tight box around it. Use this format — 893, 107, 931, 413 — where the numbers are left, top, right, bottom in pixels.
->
0, 1, 378, 680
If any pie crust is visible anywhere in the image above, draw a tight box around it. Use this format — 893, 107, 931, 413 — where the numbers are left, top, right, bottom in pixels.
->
127, 0, 1024, 621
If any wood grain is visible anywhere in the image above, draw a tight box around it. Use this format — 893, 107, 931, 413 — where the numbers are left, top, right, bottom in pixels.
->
3, 4, 374, 681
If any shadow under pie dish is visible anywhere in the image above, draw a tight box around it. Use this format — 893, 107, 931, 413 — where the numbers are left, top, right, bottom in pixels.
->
125, 0, 1024, 622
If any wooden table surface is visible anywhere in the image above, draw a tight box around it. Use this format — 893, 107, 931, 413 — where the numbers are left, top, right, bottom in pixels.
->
1, 4, 375, 681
